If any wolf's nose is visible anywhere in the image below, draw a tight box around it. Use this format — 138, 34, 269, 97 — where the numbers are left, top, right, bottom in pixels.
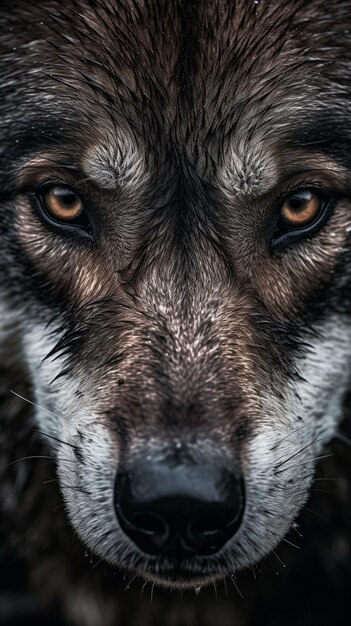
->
115, 457, 244, 557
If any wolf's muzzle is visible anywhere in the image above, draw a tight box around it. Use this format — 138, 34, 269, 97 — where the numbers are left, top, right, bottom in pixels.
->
115, 455, 244, 558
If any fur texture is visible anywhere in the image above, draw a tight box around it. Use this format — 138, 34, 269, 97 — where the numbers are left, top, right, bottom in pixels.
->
1, 1, 351, 624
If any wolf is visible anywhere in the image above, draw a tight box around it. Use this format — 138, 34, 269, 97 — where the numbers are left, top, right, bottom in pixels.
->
1, 1, 351, 625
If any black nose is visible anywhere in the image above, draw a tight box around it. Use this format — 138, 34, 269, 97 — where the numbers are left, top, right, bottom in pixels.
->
115, 456, 244, 558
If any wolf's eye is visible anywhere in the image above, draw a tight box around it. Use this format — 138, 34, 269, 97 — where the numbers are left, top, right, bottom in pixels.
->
280, 190, 320, 227
32, 184, 93, 240
42, 186, 84, 222
271, 188, 332, 250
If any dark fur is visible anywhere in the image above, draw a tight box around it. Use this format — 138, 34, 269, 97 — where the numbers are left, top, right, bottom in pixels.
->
1, 1, 351, 624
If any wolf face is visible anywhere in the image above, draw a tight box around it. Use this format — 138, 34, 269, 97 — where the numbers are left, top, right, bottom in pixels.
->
1, 0, 351, 589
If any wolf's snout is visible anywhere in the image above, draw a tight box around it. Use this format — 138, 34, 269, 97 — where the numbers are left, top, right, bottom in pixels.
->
115, 456, 245, 557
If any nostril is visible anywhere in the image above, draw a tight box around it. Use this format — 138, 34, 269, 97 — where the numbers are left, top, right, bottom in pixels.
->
187, 509, 243, 555
131, 512, 168, 538
118, 509, 170, 554
189, 513, 227, 537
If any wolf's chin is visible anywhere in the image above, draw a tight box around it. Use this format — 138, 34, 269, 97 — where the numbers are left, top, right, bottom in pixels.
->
122, 559, 228, 590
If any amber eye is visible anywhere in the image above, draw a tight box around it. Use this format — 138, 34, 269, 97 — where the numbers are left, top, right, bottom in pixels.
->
280, 189, 320, 227
271, 187, 334, 251
42, 185, 84, 222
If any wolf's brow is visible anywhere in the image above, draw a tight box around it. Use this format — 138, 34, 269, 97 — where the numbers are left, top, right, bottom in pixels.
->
82, 132, 145, 190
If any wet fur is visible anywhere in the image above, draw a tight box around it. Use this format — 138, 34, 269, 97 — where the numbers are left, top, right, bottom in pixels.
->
1, 1, 351, 625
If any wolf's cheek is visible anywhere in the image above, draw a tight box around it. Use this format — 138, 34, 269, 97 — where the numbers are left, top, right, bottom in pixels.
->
293, 316, 351, 442
251, 198, 351, 319
57, 423, 123, 564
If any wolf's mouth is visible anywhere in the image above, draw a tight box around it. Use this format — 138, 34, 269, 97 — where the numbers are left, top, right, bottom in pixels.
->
128, 552, 227, 588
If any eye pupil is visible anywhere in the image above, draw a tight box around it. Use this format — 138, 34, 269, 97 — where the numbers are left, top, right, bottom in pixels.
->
51, 186, 79, 207
59, 190, 78, 206
287, 190, 312, 211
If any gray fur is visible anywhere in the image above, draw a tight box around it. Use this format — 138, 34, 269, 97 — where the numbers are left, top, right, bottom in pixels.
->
1, 1, 351, 625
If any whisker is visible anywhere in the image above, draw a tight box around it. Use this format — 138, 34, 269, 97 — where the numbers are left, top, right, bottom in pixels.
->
275, 435, 330, 470
150, 580, 156, 603
43, 478, 90, 495
229, 575, 243, 599
272, 549, 286, 568
275, 423, 311, 448
336, 433, 351, 447
140, 580, 149, 597
212, 579, 218, 600
34, 430, 77, 450
275, 452, 334, 475
281, 537, 300, 550
310, 486, 336, 496
222, 577, 228, 597
291, 523, 303, 537
53, 503, 66, 512
9, 389, 64, 421
314, 477, 348, 483
313, 453, 335, 462
303, 506, 329, 521
124, 570, 140, 591
91, 556, 105, 571
8, 422, 77, 451
0, 455, 53, 471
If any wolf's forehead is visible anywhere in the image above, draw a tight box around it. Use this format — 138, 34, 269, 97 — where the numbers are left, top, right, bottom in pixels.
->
82, 128, 278, 196
27, 2, 327, 195
3, 0, 347, 195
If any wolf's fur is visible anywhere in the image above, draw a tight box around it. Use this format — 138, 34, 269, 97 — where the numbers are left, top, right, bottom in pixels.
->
1, 1, 351, 624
